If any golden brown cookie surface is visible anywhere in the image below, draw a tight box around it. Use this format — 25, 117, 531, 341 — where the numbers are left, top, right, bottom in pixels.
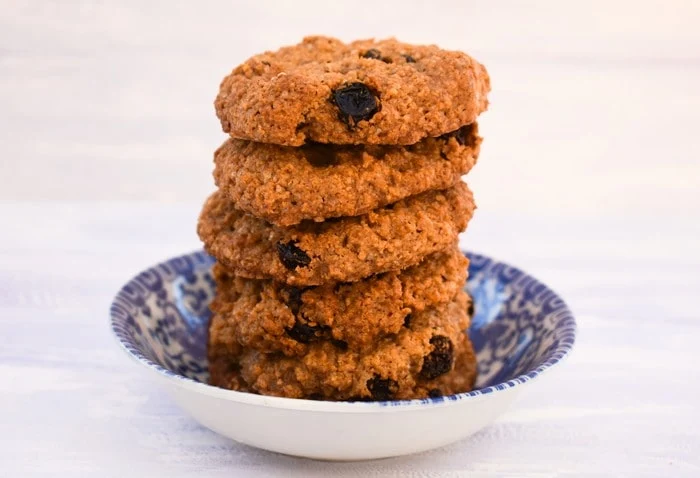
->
215, 36, 490, 146
197, 182, 475, 286
209, 291, 477, 401
209, 248, 469, 356
214, 123, 481, 226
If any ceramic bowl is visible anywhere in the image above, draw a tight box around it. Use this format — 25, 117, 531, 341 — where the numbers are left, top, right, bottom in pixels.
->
110, 250, 575, 460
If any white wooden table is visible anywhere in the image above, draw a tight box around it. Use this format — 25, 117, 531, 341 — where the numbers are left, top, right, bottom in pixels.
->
2, 1, 699, 476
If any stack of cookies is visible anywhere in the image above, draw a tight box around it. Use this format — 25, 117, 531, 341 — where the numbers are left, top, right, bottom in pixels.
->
198, 37, 490, 401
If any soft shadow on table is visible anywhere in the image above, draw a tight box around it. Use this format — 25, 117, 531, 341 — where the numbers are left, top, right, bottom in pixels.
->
195, 427, 500, 476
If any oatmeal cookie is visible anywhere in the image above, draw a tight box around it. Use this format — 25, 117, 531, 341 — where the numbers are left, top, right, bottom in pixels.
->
198, 182, 475, 286
214, 123, 481, 226
209, 247, 469, 355
209, 291, 477, 400
215, 36, 490, 146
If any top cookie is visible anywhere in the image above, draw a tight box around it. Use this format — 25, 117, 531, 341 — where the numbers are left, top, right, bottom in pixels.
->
215, 36, 490, 146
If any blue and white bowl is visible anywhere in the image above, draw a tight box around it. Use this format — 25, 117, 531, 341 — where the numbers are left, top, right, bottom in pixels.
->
110, 250, 575, 460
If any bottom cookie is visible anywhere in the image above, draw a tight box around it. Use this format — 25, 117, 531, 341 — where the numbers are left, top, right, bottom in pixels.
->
209, 291, 477, 401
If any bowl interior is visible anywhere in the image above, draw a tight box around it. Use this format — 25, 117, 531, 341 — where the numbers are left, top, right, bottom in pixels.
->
111, 251, 575, 398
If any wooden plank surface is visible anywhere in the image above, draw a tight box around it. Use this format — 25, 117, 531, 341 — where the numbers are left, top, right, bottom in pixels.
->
1, 1, 699, 476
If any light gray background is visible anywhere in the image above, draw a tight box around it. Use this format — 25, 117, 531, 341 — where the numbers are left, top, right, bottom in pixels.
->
1, 1, 699, 476
2, 0, 698, 218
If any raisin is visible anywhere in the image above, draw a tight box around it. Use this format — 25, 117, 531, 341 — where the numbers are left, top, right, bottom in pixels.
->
440, 128, 466, 146
286, 321, 326, 343
331, 339, 348, 350
453, 129, 467, 146
440, 123, 475, 146
428, 388, 442, 398
303, 143, 337, 167
467, 300, 475, 319
366, 375, 399, 400
276, 241, 311, 270
420, 335, 454, 379
362, 49, 382, 59
362, 49, 392, 63
402, 54, 416, 63
403, 313, 413, 328
332, 83, 379, 126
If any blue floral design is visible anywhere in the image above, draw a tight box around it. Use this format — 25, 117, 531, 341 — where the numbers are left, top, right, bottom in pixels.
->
110, 250, 576, 405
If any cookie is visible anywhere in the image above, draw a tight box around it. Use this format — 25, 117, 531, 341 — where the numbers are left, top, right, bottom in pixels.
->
209, 291, 477, 400
198, 182, 475, 286
215, 36, 490, 146
214, 123, 481, 226
210, 335, 477, 401
209, 247, 469, 356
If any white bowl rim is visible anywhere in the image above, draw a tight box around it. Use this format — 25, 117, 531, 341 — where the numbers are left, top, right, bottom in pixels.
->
110, 249, 576, 414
